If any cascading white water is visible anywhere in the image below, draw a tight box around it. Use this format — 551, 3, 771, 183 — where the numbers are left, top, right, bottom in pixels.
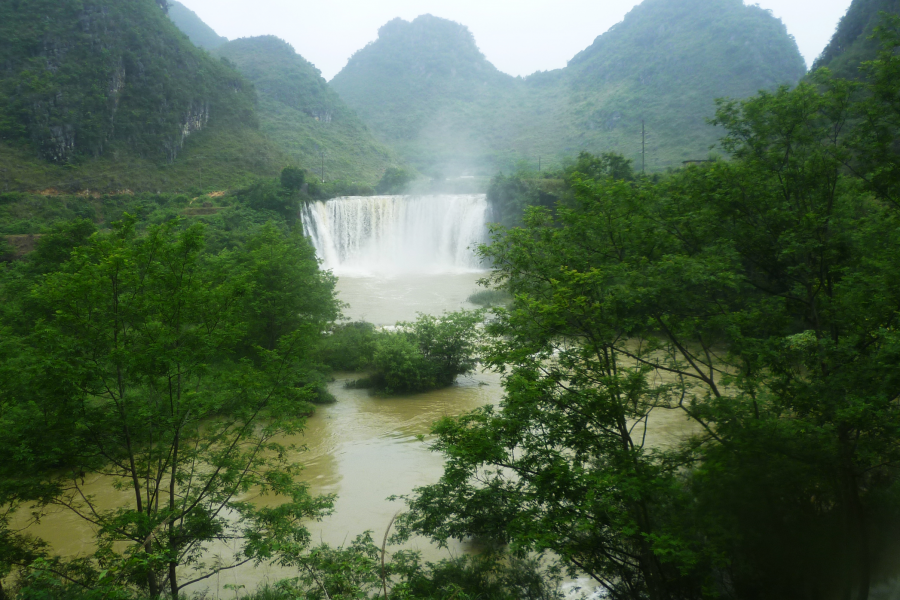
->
300, 194, 490, 276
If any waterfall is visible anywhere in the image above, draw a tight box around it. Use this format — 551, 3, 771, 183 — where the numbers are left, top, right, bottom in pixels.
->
300, 194, 490, 276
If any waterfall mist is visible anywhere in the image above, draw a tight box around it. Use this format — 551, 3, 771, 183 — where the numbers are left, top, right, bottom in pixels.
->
300, 194, 489, 276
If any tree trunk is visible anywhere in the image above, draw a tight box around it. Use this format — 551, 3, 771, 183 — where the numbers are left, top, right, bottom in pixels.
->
169, 562, 178, 599
147, 543, 160, 598
839, 429, 870, 600
848, 483, 870, 600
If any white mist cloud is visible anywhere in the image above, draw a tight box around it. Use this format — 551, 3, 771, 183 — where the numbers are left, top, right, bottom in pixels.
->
176, 0, 852, 80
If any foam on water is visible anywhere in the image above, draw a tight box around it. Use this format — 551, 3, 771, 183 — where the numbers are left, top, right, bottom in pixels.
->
300, 194, 489, 276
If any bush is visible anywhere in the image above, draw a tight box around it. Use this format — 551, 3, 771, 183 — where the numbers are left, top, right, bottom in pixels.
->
280, 166, 306, 191
237, 180, 297, 222
399, 553, 564, 600
371, 333, 437, 394
369, 310, 484, 395
319, 322, 381, 371
376, 167, 415, 194
254, 531, 563, 600
308, 382, 337, 405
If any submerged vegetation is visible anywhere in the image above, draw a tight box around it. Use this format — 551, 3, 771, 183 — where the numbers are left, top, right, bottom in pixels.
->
465, 289, 511, 307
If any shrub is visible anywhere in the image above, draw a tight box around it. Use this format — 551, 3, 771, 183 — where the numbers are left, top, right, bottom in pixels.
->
371, 333, 437, 394
319, 322, 381, 371
375, 167, 415, 194
369, 310, 484, 395
280, 166, 306, 191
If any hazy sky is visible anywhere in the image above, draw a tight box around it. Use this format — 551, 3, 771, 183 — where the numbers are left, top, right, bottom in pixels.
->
177, 0, 853, 81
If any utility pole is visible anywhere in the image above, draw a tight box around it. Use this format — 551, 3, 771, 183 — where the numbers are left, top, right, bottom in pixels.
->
641, 120, 645, 175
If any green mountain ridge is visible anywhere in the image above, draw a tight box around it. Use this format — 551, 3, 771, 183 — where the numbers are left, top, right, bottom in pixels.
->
0, 0, 288, 192
168, 0, 228, 50
562, 0, 807, 169
330, 15, 524, 175
330, 0, 807, 174
811, 0, 900, 78
214, 36, 399, 184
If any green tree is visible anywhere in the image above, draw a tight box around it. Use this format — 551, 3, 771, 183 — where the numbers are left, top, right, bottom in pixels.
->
402, 311, 484, 388
238, 180, 298, 223
401, 177, 710, 598
376, 168, 415, 195
402, 79, 900, 599
270, 531, 562, 600
26, 219, 97, 275
318, 322, 380, 372
848, 14, 900, 207
220, 222, 340, 354
280, 167, 307, 192
567, 151, 635, 181
23, 217, 335, 598
369, 311, 484, 395
371, 334, 437, 395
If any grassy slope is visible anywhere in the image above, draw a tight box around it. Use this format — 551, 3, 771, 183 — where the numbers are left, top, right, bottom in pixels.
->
215, 36, 399, 185
330, 0, 807, 174
811, 0, 900, 78
0, 126, 286, 195
0, 0, 288, 193
168, 0, 228, 50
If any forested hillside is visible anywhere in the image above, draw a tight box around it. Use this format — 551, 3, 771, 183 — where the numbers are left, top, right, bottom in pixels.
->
330, 15, 521, 176
215, 36, 399, 184
562, 0, 807, 169
168, 0, 228, 50
0, 0, 287, 192
330, 0, 807, 174
812, 0, 900, 78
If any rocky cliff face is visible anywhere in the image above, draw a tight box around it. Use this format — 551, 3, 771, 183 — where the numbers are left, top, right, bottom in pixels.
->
0, 0, 256, 164
163, 101, 210, 162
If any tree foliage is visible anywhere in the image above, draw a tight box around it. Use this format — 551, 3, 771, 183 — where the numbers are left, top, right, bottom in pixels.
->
376, 167, 416, 195
0, 215, 339, 597
361, 311, 484, 395
399, 28, 900, 599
